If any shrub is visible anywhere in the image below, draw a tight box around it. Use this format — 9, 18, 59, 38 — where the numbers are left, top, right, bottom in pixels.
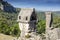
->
36, 20, 46, 34
25, 34, 31, 38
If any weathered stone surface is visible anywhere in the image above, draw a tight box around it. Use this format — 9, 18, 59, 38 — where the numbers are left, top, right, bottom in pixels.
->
49, 28, 60, 40
17, 8, 37, 40
18, 32, 42, 40
45, 12, 52, 40
17, 8, 45, 40
45, 11, 60, 40
0, 33, 17, 40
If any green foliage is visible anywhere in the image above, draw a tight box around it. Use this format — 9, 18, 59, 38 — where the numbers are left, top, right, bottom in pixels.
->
25, 34, 31, 38
36, 11, 46, 34
12, 23, 21, 37
0, 10, 20, 37
36, 20, 46, 34
53, 14, 60, 28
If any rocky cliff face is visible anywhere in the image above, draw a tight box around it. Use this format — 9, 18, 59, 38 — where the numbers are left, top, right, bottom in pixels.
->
0, 0, 16, 12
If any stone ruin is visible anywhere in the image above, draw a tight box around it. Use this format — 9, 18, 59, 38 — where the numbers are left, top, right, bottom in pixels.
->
17, 8, 42, 40
45, 12, 60, 40
17, 8, 60, 40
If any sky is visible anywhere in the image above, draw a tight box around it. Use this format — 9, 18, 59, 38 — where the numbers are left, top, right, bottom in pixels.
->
4, 0, 60, 11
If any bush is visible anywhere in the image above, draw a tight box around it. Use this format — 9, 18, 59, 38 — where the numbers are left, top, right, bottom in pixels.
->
36, 20, 46, 34
25, 34, 31, 38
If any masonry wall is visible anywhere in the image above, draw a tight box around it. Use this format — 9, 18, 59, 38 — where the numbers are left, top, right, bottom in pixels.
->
19, 23, 30, 35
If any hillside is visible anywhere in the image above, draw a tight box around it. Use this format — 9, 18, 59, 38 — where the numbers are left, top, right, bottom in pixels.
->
0, 0, 16, 12
0, 9, 20, 37
36, 11, 45, 20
